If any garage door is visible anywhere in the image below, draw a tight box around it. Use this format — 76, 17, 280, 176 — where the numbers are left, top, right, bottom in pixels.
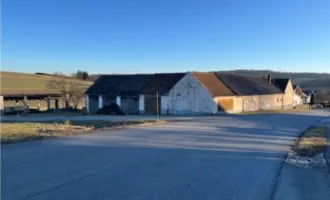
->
217, 98, 233, 111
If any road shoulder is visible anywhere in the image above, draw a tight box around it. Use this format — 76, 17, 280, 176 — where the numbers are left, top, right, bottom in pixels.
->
274, 117, 330, 200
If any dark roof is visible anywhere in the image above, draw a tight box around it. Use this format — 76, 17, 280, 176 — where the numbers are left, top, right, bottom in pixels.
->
214, 73, 283, 96
191, 72, 235, 97
85, 73, 185, 96
302, 90, 315, 95
272, 78, 290, 92
140, 73, 186, 95
293, 84, 298, 89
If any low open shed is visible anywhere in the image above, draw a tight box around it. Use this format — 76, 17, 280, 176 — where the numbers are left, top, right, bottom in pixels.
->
0, 90, 62, 114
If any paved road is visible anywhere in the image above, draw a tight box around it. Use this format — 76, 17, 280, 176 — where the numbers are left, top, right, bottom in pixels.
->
2, 112, 329, 200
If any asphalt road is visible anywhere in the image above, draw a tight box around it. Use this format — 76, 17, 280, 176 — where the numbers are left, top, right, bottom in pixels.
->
2, 111, 329, 200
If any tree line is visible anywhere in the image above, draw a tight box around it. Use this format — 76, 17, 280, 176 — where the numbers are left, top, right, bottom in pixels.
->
72, 70, 98, 81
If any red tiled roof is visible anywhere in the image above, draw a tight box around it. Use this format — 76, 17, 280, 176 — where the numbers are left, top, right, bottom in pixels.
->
191, 72, 235, 97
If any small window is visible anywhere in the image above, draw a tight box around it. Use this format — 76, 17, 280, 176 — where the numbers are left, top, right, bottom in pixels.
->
177, 93, 181, 97
277, 99, 279, 102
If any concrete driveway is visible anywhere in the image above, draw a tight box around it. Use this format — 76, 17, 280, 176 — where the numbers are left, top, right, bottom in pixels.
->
1, 111, 328, 200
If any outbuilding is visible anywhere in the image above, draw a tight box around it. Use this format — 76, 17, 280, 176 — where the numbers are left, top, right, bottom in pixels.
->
85, 72, 294, 115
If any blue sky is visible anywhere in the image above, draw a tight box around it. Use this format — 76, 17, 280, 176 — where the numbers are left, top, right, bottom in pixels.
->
2, 0, 330, 74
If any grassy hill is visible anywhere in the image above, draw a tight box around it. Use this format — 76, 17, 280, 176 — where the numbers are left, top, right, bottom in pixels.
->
0, 71, 92, 95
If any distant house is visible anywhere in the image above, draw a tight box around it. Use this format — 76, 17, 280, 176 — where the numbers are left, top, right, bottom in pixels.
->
292, 85, 307, 106
85, 72, 294, 114
302, 90, 316, 104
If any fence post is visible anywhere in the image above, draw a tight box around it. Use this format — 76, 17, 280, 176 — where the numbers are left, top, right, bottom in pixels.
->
156, 91, 159, 121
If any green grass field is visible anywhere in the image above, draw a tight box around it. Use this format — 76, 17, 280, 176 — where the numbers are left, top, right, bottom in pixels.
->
0, 71, 92, 95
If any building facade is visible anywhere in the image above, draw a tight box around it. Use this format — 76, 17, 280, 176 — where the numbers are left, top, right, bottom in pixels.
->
85, 72, 294, 115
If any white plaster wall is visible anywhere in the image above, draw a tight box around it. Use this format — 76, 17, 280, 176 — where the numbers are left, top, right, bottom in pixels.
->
259, 94, 283, 110
283, 80, 294, 109
85, 95, 90, 114
168, 73, 217, 115
233, 94, 283, 113
243, 96, 260, 112
116, 96, 121, 107
233, 97, 243, 113
98, 95, 103, 109
161, 96, 168, 114
139, 95, 145, 113
0, 96, 4, 114
293, 93, 302, 106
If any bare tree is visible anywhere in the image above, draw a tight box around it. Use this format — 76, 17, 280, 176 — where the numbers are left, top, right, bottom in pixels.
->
47, 72, 85, 109
68, 79, 85, 110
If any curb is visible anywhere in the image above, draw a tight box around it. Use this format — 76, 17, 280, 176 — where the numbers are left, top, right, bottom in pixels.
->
285, 116, 330, 169
319, 117, 330, 167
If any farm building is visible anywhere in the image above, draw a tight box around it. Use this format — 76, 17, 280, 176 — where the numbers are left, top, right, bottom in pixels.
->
0, 71, 92, 114
0, 90, 62, 114
85, 72, 294, 115
84, 73, 186, 114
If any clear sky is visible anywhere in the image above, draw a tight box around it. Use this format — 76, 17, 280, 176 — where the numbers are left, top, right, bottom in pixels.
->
2, 0, 330, 74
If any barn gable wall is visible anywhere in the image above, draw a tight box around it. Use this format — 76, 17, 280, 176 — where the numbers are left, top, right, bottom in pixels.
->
167, 73, 217, 115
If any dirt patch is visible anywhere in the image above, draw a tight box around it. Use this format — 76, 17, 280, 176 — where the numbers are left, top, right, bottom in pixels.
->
292, 125, 328, 157
1, 120, 171, 144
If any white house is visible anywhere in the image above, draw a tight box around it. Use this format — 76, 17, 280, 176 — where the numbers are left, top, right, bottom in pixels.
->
292, 85, 305, 106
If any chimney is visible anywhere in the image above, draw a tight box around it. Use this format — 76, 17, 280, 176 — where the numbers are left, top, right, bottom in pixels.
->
267, 74, 272, 83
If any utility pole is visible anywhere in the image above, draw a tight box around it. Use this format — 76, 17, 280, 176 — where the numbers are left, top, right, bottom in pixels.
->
156, 91, 159, 121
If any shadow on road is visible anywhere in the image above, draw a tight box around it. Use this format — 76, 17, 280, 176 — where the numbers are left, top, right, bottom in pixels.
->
1, 112, 328, 200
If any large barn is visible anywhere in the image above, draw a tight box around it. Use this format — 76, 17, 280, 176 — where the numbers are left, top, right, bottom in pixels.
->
85, 72, 294, 115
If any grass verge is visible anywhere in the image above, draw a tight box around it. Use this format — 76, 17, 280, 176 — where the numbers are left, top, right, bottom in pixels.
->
292, 125, 328, 157
1, 120, 168, 144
